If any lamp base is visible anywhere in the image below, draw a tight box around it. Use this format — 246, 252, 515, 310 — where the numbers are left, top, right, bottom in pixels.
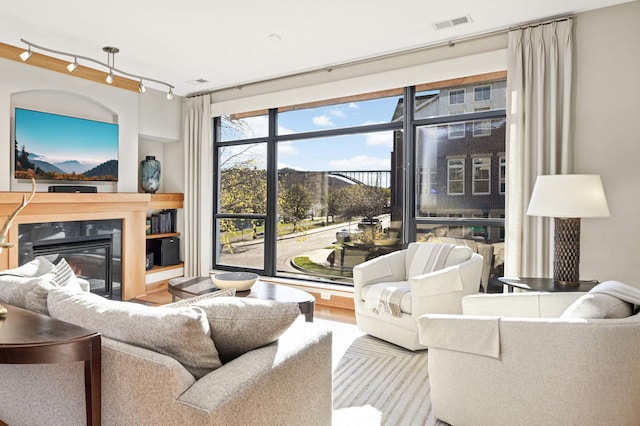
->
553, 217, 581, 285
553, 279, 580, 287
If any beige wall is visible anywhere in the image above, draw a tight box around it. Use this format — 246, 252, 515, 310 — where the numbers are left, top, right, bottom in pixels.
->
573, 0, 640, 284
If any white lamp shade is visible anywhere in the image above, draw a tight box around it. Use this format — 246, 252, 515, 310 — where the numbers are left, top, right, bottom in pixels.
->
527, 174, 610, 218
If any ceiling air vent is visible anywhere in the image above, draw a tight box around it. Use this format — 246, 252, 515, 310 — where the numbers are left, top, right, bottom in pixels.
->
432, 15, 473, 31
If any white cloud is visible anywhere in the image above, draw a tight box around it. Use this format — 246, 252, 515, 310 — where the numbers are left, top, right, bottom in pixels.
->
365, 131, 394, 148
278, 141, 298, 156
329, 155, 390, 170
278, 124, 294, 135
348, 103, 360, 109
330, 108, 347, 118
242, 116, 268, 137
313, 115, 334, 127
277, 161, 302, 170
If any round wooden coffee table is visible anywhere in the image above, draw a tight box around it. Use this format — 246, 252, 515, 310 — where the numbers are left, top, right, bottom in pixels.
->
168, 276, 315, 322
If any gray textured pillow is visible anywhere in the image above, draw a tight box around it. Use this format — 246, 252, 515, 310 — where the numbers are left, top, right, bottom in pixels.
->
188, 298, 300, 363
560, 293, 633, 319
47, 289, 222, 378
0, 274, 50, 309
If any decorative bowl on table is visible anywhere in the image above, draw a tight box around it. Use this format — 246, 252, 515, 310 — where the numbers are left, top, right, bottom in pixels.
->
210, 272, 259, 291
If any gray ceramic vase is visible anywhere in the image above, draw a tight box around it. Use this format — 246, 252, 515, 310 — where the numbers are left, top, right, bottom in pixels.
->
140, 155, 161, 193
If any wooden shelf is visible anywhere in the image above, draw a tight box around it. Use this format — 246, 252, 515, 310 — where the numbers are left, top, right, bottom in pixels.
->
148, 193, 184, 210
146, 232, 180, 240
146, 262, 184, 275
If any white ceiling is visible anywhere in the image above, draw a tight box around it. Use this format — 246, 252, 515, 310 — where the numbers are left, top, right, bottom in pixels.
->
0, 0, 633, 97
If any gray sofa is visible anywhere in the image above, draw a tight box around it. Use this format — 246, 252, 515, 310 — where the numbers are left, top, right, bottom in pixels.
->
0, 258, 333, 426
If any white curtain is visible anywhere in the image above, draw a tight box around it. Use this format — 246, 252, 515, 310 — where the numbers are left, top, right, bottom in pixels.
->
183, 94, 212, 277
505, 20, 573, 278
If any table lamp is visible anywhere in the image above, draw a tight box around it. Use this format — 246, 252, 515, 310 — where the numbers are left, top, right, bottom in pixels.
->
526, 174, 610, 286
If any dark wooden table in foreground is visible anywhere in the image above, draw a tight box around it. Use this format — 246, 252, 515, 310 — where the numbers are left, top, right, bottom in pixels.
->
168, 277, 316, 322
0, 302, 101, 426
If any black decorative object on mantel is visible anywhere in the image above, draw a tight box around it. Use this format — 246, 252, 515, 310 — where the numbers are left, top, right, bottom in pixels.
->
140, 155, 161, 193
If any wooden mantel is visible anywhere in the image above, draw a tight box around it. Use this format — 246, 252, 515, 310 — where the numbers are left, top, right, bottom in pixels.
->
0, 192, 173, 300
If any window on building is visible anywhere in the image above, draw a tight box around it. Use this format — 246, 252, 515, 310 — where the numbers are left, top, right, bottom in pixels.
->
474, 85, 491, 102
472, 157, 491, 195
449, 89, 465, 105
448, 159, 465, 195
473, 120, 492, 137
499, 156, 506, 194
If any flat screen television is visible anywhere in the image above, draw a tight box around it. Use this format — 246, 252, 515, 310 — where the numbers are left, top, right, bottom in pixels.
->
14, 107, 119, 182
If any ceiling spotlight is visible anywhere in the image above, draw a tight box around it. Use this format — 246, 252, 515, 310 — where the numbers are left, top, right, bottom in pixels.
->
67, 58, 78, 72
106, 70, 114, 84
19, 47, 32, 62
138, 80, 146, 93
166, 88, 174, 100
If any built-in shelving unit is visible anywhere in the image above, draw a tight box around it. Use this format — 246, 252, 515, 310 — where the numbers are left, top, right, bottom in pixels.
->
144, 193, 184, 288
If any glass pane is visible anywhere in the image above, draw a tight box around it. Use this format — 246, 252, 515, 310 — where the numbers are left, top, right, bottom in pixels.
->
219, 143, 267, 214
216, 218, 265, 270
275, 132, 401, 282
415, 80, 507, 118
415, 118, 506, 217
220, 113, 268, 141
278, 94, 402, 134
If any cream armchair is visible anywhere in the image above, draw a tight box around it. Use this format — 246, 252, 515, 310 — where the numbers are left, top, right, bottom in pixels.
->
418, 291, 640, 425
353, 242, 483, 350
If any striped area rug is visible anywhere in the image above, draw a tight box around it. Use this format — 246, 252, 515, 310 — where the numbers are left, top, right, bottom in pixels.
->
333, 335, 448, 426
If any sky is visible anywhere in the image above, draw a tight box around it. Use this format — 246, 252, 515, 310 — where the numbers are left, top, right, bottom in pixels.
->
221, 95, 402, 173
14, 108, 118, 167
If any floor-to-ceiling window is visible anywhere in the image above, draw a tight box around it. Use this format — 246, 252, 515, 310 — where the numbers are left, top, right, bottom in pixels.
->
213, 75, 506, 287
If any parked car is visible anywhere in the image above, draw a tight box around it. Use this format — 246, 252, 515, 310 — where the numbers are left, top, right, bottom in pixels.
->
336, 229, 351, 243
357, 218, 382, 232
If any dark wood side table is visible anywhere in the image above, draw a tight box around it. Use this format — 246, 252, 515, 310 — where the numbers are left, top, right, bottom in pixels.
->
168, 277, 316, 322
0, 303, 101, 426
498, 277, 598, 293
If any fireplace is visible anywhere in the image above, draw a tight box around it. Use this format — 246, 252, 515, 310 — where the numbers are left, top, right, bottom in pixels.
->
18, 219, 122, 300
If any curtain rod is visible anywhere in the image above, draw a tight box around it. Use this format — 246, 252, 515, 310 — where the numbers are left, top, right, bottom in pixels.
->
189, 15, 573, 98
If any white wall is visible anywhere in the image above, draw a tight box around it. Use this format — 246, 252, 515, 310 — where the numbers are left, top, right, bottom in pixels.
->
573, 0, 640, 284
0, 57, 183, 193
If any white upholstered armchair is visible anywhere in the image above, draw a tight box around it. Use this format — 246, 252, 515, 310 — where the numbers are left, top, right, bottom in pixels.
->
418, 284, 640, 425
353, 242, 483, 350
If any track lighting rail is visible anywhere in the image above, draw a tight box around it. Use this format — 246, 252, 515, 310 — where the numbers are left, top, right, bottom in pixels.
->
20, 38, 174, 100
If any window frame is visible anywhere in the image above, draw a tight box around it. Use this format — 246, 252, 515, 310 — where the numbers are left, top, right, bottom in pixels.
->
213, 74, 508, 284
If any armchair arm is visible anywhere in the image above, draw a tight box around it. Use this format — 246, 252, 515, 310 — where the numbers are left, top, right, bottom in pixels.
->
353, 249, 407, 301
462, 292, 585, 318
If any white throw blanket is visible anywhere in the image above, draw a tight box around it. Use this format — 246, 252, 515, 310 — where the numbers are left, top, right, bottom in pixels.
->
591, 280, 640, 309
365, 283, 411, 317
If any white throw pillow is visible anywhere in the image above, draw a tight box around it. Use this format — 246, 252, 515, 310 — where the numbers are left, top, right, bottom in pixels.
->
25, 259, 84, 315
560, 293, 633, 319
48, 289, 222, 379
171, 297, 300, 363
